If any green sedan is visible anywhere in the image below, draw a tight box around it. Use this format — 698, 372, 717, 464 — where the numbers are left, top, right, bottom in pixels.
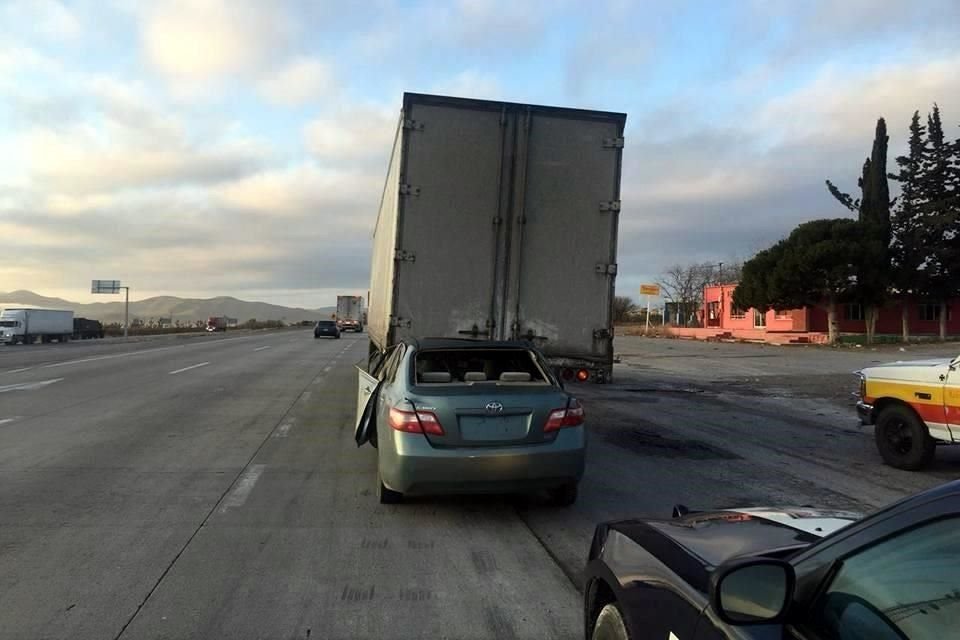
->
355, 338, 586, 505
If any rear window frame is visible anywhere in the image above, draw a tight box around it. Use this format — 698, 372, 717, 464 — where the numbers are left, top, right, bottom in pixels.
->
409, 347, 553, 387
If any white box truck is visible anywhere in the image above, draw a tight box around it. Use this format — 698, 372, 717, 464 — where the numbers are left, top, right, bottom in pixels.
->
0, 308, 74, 345
368, 93, 625, 382
336, 295, 365, 332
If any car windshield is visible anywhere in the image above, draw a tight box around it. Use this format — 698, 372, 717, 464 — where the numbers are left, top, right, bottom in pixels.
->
318, 321, 336, 327
415, 348, 549, 384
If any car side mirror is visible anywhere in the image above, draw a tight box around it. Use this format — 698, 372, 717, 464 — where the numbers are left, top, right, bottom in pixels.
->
710, 558, 795, 625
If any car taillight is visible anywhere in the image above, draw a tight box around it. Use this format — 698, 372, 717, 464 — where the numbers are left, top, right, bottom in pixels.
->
388, 407, 445, 435
576, 369, 590, 382
544, 398, 585, 432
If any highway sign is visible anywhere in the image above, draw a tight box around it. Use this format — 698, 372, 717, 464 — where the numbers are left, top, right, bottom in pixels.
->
91, 280, 121, 294
639, 284, 660, 296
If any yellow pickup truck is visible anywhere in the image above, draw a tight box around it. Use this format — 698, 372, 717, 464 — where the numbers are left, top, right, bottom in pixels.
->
856, 356, 960, 469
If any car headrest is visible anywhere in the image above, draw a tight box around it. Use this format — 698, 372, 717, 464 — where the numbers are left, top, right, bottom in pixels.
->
420, 372, 452, 383
499, 372, 532, 382
463, 371, 487, 382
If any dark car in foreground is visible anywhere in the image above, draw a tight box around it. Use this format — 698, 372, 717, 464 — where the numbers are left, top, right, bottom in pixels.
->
584, 481, 960, 640
355, 338, 586, 505
314, 320, 340, 339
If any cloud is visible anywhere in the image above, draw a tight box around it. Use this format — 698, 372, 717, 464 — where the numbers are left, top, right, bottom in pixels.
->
22, 125, 265, 194
214, 163, 380, 226
304, 104, 397, 164
430, 70, 502, 100
257, 57, 337, 107
756, 56, 960, 147
141, 0, 293, 84
1, 0, 83, 41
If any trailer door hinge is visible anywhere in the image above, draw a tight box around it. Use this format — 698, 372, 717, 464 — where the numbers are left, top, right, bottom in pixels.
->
593, 328, 613, 340
394, 249, 416, 262
389, 316, 411, 328
596, 263, 618, 275
599, 200, 621, 213
399, 184, 421, 197
402, 119, 424, 131
603, 136, 625, 148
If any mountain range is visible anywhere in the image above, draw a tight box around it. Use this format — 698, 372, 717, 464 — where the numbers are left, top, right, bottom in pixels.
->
0, 290, 335, 324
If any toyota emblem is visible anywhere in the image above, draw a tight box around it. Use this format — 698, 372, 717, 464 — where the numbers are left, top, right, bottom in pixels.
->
485, 402, 504, 414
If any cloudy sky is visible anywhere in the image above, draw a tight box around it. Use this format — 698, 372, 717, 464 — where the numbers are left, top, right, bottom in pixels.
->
2, 0, 959, 307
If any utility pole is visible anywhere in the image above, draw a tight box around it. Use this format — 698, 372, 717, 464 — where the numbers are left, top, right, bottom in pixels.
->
121, 286, 130, 338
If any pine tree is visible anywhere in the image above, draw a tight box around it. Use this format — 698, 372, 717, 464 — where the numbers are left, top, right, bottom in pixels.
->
889, 111, 927, 341
825, 118, 891, 343
920, 105, 958, 340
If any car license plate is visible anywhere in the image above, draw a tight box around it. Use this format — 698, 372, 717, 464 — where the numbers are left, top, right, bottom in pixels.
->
460, 415, 529, 441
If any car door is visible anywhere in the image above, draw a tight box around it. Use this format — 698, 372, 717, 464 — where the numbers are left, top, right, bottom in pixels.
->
794, 514, 960, 640
355, 348, 391, 445
355, 346, 403, 446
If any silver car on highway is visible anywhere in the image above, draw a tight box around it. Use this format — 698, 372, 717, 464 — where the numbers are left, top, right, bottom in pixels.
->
355, 339, 586, 505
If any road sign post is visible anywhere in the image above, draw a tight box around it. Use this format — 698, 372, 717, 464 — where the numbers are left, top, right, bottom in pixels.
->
91, 280, 130, 338
639, 284, 661, 335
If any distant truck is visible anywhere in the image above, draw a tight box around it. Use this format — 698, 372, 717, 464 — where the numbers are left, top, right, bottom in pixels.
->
0, 308, 74, 345
206, 316, 228, 332
367, 93, 625, 382
336, 295, 365, 332
73, 317, 105, 340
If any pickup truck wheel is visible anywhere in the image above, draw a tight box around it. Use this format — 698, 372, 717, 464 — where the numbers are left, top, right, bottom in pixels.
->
875, 405, 935, 470
591, 603, 631, 640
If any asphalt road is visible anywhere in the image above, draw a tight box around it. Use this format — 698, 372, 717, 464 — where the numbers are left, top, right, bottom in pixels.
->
1, 333, 956, 639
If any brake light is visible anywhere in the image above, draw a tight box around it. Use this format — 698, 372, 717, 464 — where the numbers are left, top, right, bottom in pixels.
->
576, 369, 590, 382
388, 407, 445, 435
544, 398, 585, 432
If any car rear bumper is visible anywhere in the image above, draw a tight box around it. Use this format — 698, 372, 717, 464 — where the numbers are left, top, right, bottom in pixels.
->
856, 400, 874, 425
379, 428, 586, 495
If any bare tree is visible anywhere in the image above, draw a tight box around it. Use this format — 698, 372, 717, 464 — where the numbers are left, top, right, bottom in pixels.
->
613, 296, 638, 322
657, 261, 743, 327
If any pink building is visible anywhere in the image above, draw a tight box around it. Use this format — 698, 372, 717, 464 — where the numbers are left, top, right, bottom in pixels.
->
673, 283, 960, 343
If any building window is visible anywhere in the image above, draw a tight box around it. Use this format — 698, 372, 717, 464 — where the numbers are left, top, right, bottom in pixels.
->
919, 303, 943, 322
707, 301, 720, 321
845, 304, 864, 321
753, 309, 766, 328
730, 303, 746, 319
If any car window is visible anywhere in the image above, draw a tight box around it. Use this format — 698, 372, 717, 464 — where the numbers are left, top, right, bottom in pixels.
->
414, 348, 549, 384
808, 516, 960, 640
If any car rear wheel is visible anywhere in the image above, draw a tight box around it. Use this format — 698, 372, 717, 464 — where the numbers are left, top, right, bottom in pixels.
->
548, 482, 578, 507
377, 473, 402, 504
592, 603, 630, 640
875, 405, 935, 470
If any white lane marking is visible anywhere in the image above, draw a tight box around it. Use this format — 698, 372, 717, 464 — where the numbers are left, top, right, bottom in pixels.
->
253, 346, 271, 352
42, 345, 182, 369
0, 417, 20, 426
220, 464, 265, 512
168, 362, 210, 375
5, 367, 32, 374
323, 365, 332, 373
301, 391, 312, 401
0, 378, 64, 393
273, 420, 294, 438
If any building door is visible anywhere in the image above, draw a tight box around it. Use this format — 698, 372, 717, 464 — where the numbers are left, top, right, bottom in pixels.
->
753, 309, 766, 329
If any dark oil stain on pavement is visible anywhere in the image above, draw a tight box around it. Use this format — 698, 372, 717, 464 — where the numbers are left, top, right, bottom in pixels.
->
341, 585, 376, 602
399, 588, 433, 602
471, 549, 497, 574
482, 604, 516, 639
604, 426, 741, 460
